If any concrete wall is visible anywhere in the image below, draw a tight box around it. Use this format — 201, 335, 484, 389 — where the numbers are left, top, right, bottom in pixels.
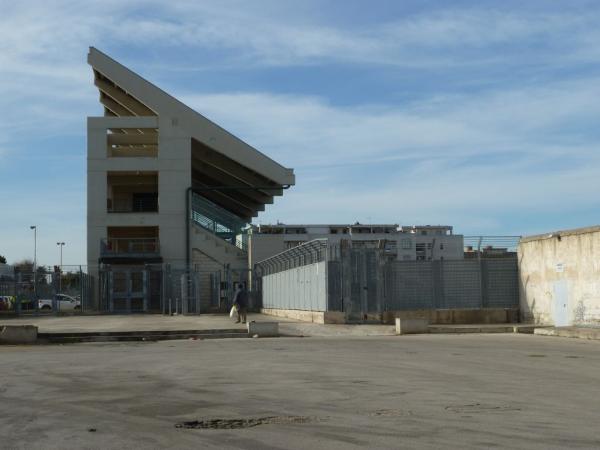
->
261, 308, 345, 324
519, 226, 600, 326
382, 308, 519, 325
262, 261, 327, 311
87, 116, 190, 273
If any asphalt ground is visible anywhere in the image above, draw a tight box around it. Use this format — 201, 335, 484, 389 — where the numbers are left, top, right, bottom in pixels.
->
1, 334, 599, 449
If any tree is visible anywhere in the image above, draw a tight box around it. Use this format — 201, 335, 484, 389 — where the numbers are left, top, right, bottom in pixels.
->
0, 255, 6, 264
13, 259, 34, 273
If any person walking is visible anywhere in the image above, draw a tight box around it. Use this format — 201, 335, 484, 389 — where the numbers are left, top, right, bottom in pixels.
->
232, 284, 248, 324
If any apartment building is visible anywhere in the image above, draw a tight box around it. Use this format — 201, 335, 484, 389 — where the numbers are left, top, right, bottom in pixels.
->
248, 223, 463, 267
86, 48, 294, 311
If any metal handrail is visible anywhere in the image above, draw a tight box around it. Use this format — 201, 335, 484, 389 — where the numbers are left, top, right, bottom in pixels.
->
100, 238, 160, 255
191, 193, 249, 251
108, 196, 158, 213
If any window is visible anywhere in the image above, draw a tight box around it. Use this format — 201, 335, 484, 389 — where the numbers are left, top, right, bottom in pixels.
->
427, 243, 433, 249
403, 255, 412, 260
440, 243, 444, 250
401, 239, 412, 249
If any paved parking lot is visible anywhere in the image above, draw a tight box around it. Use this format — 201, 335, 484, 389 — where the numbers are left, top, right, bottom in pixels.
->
1, 334, 599, 449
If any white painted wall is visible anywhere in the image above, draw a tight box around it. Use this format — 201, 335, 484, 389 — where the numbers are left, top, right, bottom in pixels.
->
519, 226, 600, 325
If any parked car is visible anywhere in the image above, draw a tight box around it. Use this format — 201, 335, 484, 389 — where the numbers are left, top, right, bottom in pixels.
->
38, 294, 81, 312
0, 295, 15, 311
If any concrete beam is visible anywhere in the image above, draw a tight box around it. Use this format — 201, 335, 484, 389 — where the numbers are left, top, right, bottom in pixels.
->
107, 134, 158, 145
100, 94, 132, 117
192, 187, 256, 220
95, 77, 156, 116
192, 141, 283, 197
88, 116, 158, 130
191, 160, 274, 205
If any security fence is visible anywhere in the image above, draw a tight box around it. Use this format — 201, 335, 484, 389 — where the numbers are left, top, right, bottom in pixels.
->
382, 258, 518, 310
0, 263, 257, 317
96, 264, 257, 315
256, 240, 519, 322
0, 266, 94, 316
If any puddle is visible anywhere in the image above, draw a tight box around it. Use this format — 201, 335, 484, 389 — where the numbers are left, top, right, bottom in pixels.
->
175, 415, 318, 430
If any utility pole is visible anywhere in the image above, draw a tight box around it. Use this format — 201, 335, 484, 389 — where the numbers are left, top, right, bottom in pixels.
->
57, 242, 65, 293
30, 225, 37, 297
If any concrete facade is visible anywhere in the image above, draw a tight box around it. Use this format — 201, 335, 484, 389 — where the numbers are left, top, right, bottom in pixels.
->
519, 225, 600, 326
249, 224, 463, 268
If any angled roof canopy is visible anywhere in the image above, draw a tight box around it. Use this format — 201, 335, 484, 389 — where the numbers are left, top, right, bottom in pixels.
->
88, 47, 294, 221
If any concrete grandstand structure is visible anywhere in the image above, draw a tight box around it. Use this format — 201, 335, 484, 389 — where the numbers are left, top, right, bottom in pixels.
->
86, 48, 294, 311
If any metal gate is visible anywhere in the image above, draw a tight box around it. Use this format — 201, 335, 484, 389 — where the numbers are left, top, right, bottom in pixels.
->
108, 268, 148, 313
343, 248, 384, 323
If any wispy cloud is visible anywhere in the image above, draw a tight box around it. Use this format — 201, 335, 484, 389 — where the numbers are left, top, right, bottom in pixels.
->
181, 75, 600, 168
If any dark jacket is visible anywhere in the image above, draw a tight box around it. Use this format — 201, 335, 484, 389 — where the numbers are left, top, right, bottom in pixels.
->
233, 289, 248, 308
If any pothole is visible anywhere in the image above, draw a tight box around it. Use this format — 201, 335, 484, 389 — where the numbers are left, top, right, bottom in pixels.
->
527, 354, 547, 358
175, 415, 319, 430
369, 409, 413, 417
445, 403, 521, 414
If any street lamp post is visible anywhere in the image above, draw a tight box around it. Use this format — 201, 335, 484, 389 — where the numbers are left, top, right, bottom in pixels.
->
57, 242, 65, 293
30, 226, 37, 297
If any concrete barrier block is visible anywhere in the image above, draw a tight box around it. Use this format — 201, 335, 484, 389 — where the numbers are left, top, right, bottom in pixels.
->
0, 325, 38, 344
247, 321, 279, 337
395, 318, 429, 335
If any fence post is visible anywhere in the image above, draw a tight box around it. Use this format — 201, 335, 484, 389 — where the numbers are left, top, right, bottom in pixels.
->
15, 273, 21, 316
162, 265, 166, 315
478, 252, 485, 309
432, 260, 443, 309
79, 266, 84, 313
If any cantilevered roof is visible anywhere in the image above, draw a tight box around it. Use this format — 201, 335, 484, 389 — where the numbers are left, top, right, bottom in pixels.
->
88, 47, 295, 218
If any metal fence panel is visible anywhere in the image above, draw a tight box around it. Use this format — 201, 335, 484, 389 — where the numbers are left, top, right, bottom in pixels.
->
385, 261, 435, 310
441, 260, 482, 309
482, 259, 519, 308
261, 261, 327, 312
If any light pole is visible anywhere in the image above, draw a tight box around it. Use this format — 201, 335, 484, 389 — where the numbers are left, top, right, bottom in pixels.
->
30, 226, 37, 297
57, 242, 65, 293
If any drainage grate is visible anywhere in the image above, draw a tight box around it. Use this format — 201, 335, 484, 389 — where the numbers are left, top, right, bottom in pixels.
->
175, 415, 317, 430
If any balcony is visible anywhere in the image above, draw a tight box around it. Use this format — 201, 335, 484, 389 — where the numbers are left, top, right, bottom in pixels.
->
100, 237, 160, 259
108, 194, 158, 213
107, 172, 158, 213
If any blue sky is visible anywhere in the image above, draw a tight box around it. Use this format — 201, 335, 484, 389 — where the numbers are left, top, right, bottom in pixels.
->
1, 0, 600, 266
